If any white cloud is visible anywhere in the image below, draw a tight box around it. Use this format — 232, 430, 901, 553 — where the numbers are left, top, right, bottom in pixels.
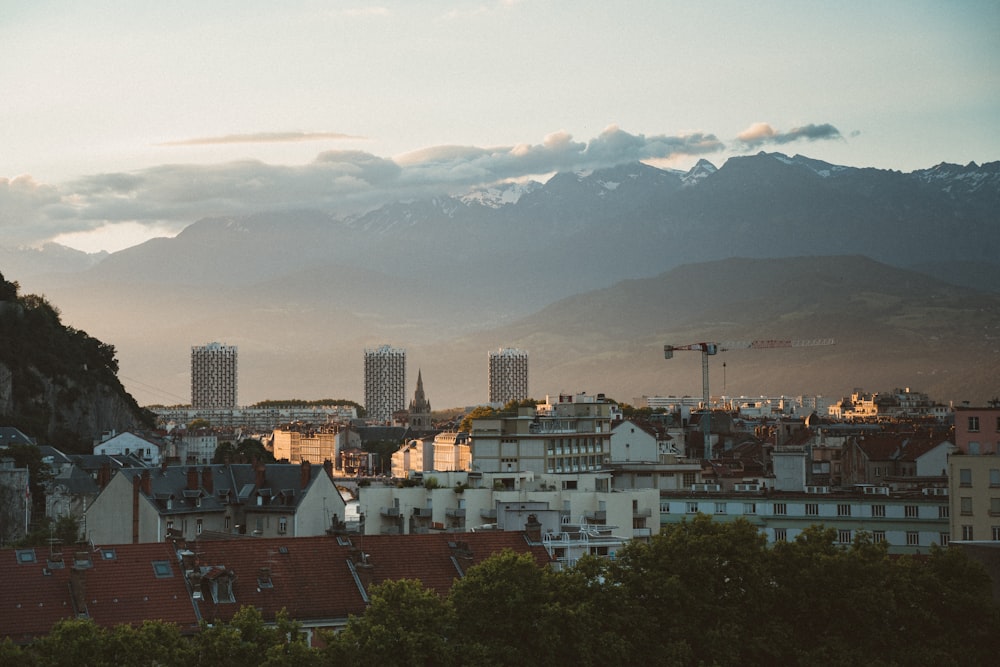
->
1, 124, 809, 252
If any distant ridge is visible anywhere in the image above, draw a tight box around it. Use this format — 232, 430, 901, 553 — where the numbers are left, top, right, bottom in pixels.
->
9, 153, 999, 408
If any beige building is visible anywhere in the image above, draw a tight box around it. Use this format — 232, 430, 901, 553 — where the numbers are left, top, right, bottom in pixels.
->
85, 462, 345, 545
271, 425, 342, 464
949, 453, 1000, 542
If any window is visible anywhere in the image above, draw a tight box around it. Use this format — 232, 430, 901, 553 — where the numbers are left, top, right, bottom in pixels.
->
872, 504, 886, 518
993, 526, 1000, 541
991, 498, 1000, 516
805, 503, 819, 516
715, 502, 727, 515
959, 468, 972, 487
683, 472, 696, 487
838, 529, 852, 544
686, 502, 698, 514
774, 528, 787, 542
151, 561, 173, 578
660, 501, 671, 513
990, 469, 1000, 487
743, 502, 757, 515
905, 505, 919, 518
773, 502, 787, 516
872, 530, 886, 544
837, 503, 851, 517
278, 516, 288, 534
962, 525, 974, 540
906, 531, 919, 546
15, 549, 36, 564
938, 533, 950, 546
968, 416, 980, 432
196, 519, 203, 535
961, 497, 973, 515
939, 505, 950, 519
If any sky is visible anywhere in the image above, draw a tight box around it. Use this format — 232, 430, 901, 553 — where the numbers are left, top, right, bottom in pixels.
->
2, 0, 998, 253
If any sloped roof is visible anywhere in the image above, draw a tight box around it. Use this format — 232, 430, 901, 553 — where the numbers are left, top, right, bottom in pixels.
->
189, 531, 552, 625
4, 532, 551, 642
854, 434, 951, 462
3, 542, 199, 644
114, 463, 327, 515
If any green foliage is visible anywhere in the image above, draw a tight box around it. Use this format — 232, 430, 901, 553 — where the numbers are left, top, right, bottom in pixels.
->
18, 516, 82, 548
422, 476, 440, 490
458, 406, 497, 432
251, 398, 362, 410
322, 579, 456, 666
213, 438, 274, 464
0, 274, 148, 445
9, 523, 999, 666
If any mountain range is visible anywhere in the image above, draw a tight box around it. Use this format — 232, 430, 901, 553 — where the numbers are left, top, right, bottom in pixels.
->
7, 152, 1000, 410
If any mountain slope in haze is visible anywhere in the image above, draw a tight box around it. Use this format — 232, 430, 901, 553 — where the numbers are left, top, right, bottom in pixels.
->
12, 153, 1000, 408
418, 256, 1000, 408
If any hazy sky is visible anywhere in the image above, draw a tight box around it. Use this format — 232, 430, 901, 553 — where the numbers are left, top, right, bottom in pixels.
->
2, 1, 997, 253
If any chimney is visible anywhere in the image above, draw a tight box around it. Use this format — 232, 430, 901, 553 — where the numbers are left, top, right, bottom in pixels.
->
97, 462, 111, 489
186, 467, 198, 491
140, 470, 152, 496
525, 514, 542, 543
201, 467, 213, 494
255, 461, 266, 489
300, 460, 312, 490
323, 459, 333, 479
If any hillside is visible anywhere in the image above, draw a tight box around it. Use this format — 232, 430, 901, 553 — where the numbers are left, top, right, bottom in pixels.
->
0, 272, 149, 448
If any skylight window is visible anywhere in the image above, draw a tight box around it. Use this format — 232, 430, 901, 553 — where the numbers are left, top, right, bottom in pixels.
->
15, 549, 36, 564
152, 560, 173, 578
101, 548, 117, 560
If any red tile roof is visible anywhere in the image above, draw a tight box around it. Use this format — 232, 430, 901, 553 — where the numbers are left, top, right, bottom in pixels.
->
3, 542, 199, 644
2, 531, 551, 642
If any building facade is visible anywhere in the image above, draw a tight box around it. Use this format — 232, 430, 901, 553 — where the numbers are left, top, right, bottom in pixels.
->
661, 486, 950, 555
364, 345, 406, 424
488, 347, 528, 405
190, 342, 238, 409
470, 394, 613, 476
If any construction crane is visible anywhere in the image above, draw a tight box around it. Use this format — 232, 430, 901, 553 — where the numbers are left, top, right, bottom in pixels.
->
663, 338, 835, 459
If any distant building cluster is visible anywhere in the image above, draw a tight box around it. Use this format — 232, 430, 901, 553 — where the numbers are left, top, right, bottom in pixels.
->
190, 342, 237, 409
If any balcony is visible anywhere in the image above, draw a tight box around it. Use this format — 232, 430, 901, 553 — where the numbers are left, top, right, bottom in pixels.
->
480, 509, 497, 519
379, 507, 400, 517
413, 507, 434, 518
633, 508, 652, 518
446, 508, 466, 518
585, 510, 607, 522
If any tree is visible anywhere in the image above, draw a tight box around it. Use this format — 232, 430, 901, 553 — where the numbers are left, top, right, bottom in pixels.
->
322, 579, 456, 666
449, 550, 556, 666
458, 406, 497, 432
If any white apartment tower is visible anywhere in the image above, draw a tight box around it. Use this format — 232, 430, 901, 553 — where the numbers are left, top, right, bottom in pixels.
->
489, 347, 529, 405
364, 345, 406, 424
190, 342, 238, 409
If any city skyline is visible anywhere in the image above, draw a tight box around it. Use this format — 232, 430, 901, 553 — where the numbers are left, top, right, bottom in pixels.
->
2, 2, 996, 253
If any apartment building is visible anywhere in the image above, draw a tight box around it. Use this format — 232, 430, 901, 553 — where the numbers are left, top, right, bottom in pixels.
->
364, 345, 406, 424
190, 342, 238, 409
470, 393, 613, 475
660, 486, 950, 555
488, 347, 528, 405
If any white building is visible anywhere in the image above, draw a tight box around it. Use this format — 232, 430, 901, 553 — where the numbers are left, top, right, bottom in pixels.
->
94, 432, 164, 465
488, 347, 528, 405
364, 345, 406, 424
471, 393, 612, 476
191, 342, 238, 409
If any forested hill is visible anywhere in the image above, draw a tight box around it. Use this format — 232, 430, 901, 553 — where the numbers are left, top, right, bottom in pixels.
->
0, 271, 149, 450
